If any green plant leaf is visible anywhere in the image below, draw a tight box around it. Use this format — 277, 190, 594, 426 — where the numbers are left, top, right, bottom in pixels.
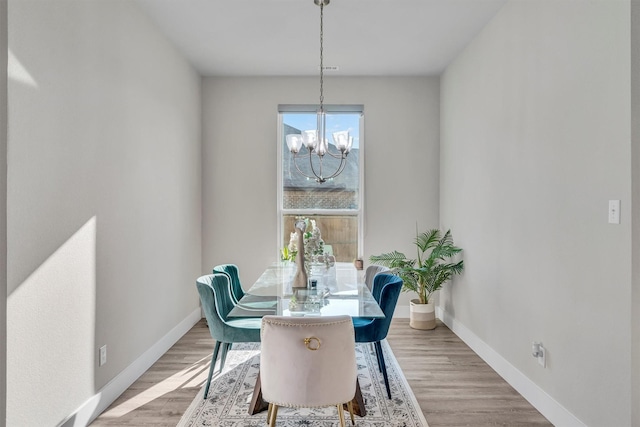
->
369, 228, 464, 304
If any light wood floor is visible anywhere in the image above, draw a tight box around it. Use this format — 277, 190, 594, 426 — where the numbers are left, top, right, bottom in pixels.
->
90, 318, 552, 426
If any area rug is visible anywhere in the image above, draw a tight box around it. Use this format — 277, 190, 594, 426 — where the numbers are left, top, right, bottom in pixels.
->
177, 340, 429, 427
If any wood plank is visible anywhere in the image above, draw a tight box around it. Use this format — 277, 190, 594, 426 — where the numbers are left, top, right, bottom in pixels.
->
90, 319, 552, 426
386, 319, 552, 426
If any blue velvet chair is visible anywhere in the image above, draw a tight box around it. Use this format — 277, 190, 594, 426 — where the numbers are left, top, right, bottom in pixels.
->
364, 264, 389, 291
196, 273, 261, 399
213, 264, 245, 304
353, 273, 402, 399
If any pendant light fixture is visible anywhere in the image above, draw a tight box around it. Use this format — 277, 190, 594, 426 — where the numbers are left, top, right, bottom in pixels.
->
285, 0, 353, 184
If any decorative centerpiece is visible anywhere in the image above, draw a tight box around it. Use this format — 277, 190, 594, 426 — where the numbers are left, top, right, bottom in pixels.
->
281, 217, 331, 276
291, 219, 308, 288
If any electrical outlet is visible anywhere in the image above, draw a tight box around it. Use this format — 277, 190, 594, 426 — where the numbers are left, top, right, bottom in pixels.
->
99, 345, 107, 367
532, 342, 546, 368
537, 346, 546, 367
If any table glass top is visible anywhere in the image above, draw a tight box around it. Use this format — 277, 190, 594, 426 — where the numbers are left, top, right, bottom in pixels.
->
228, 262, 385, 318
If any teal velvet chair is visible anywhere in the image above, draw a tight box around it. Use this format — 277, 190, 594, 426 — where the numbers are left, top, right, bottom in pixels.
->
196, 273, 261, 399
213, 264, 245, 304
353, 273, 403, 399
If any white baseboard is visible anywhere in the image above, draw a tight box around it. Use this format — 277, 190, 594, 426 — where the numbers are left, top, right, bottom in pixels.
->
58, 308, 202, 427
436, 307, 586, 427
62, 305, 583, 426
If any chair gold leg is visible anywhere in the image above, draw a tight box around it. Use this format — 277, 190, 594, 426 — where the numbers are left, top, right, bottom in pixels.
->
347, 401, 355, 425
267, 403, 272, 425
269, 404, 278, 427
337, 403, 346, 427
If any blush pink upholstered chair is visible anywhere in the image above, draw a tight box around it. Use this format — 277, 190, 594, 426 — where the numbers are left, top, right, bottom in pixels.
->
260, 315, 357, 427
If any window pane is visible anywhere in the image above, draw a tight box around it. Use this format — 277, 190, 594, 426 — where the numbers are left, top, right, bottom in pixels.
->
282, 112, 360, 210
282, 214, 358, 263
279, 108, 363, 264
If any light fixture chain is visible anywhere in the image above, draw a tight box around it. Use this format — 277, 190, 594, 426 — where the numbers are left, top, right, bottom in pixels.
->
286, 0, 350, 184
319, 2, 324, 109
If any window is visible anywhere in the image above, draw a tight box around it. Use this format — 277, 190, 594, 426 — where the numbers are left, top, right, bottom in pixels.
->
277, 105, 364, 262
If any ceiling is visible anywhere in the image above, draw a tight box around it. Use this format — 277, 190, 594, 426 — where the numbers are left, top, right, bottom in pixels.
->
134, 0, 507, 77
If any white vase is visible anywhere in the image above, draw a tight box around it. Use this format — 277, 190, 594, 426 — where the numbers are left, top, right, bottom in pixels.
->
409, 299, 436, 330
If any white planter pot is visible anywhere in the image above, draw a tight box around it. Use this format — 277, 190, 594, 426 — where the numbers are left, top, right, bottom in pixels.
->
409, 299, 436, 330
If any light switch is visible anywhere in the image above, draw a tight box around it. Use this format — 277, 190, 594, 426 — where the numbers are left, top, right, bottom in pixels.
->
608, 200, 621, 224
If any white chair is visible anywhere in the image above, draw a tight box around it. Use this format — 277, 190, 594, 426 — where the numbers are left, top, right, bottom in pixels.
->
364, 264, 390, 291
260, 315, 357, 427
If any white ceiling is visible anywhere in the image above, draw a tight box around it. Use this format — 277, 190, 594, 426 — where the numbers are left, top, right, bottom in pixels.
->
135, 0, 506, 77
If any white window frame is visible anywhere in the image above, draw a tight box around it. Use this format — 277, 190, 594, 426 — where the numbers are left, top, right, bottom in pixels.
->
276, 104, 365, 261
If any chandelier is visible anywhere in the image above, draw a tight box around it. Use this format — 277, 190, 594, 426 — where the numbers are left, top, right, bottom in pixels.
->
285, 0, 353, 184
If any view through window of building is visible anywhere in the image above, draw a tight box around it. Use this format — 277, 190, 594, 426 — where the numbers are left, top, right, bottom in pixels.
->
279, 107, 363, 263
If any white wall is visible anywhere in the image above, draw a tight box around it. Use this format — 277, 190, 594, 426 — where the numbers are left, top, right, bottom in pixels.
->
1, 1, 7, 425
202, 76, 440, 310
7, 1, 201, 425
440, 1, 631, 425
631, 1, 640, 425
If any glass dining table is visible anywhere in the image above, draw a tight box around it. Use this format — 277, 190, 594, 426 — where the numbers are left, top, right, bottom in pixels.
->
227, 261, 384, 417
228, 261, 384, 319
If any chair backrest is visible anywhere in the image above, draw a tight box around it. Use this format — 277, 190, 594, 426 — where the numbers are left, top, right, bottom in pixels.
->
260, 315, 357, 408
364, 264, 390, 291
213, 264, 245, 304
196, 273, 253, 343
359, 273, 403, 343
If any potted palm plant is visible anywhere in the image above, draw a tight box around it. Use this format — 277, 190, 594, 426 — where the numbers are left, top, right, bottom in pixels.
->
369, 228, 464, 330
